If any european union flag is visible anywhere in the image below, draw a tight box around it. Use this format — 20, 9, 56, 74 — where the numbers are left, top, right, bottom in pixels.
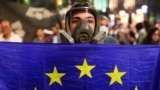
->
0, 43, 159, 90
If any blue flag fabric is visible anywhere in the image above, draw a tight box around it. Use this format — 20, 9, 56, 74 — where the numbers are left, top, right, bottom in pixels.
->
0, 43, 159, 90
152, 49, 160, 90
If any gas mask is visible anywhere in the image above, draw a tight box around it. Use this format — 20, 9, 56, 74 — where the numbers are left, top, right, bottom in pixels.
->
72, 21, 93, 43
60, 23, 106, 44
60, 2, 106, 44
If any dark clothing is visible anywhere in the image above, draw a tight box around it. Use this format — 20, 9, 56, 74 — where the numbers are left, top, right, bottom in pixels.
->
104, 36, 119, 45
33, 38, 46, 43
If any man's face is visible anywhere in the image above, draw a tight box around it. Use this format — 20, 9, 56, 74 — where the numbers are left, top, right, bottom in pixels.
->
1, 21, 12, 35
36, 28, 44, 37
100, 19, 109, 27
52, 26, 59, 35
152, 30, 160, 43
70, 11, 95, 34
0, 24, 2, 32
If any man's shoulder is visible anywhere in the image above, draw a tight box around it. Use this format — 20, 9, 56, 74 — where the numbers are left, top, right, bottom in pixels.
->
11, 32, 22, 42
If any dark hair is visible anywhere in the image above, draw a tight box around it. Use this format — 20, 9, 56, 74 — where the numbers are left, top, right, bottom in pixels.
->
0, 18, 2, 23
0, 19, 12, 26
135, 23, 143, 31
129, 31, 135, 38
143, 27, 159, 44
72, 2, 95, 9
99, 15, 109, 21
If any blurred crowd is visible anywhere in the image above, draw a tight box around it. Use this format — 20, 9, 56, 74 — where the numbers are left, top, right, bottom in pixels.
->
0, 18, 64, 43
1, 15, 160, 45
0, 3, 160, 45
101, 15, 160, 45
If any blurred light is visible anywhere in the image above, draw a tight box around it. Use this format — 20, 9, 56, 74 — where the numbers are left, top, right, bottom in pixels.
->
57, 0, 62, 6
24, 0, 30, 5
119, 10, 126, 16
109, 14, 115, 27
119, 10, 129, 27
94, 0, 108, 11
135, 9, 144, 23
123, 0, 135, 10
102, 8, 106, 13
109, 0, 118, 11
109, 14, 115, 21
141, 5, 148, 14
136, 9, 143, 14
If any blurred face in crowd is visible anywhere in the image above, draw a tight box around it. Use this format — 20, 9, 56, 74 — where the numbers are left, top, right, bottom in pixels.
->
0, 24, 2, 33
61, 19, 65, 30
52, 26, 59, 35
100, 17, 109, 27
152, 29, 160, 43
99, 16, 110, 35
1, 20, 12, 35
155, 22, 160, 29
100, 19, 109, 27
36, 28, 44, 38
70, 11, 95, 33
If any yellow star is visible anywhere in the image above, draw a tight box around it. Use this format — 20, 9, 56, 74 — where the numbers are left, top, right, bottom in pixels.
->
45, 66, 66, 86
106, 65, 126, 86
134, 86, 139, 90
75, 58, 95, 78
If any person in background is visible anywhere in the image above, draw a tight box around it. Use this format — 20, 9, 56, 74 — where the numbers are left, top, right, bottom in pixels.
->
0, 19, 22, 42
99, 15, 110, 34
127, 30, 137, 45
33, 28, 45, 43
155, 19, 160, 30
99, 15, 119, 44
0, 21, 2, 37
135, 22, 147, 44
60, 19, 65, 31
142, 27, 160, 45
51, 25, 61, 43
117, 31, 129, 45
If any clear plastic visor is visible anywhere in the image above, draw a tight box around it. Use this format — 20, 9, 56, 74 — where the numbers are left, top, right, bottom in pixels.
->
68, 8, 96, 34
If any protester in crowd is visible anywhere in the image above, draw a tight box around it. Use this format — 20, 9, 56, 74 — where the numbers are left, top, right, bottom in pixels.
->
117, 31, 129, 45
155, 19, 160, 30
51, 25, 61, 43
127, 30, 137, 45
135, 22, 147, 44
99, 15, 110, 36
60, 2, 105, 44
142, 27, 160, 45
60, 18, 65, 31
0, 19, 22, 42
59, 0, 72, 18
109, 23, 126, 39
0, 22, 2, 36
33, 28, 45, 43
99, 15, 119, 44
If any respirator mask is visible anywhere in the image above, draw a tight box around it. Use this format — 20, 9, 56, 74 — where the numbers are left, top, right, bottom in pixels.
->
72, 20, 94, 43
100, 25, 109, 36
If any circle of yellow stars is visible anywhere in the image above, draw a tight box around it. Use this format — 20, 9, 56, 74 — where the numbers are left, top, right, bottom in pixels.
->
43, 58, 139, 90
